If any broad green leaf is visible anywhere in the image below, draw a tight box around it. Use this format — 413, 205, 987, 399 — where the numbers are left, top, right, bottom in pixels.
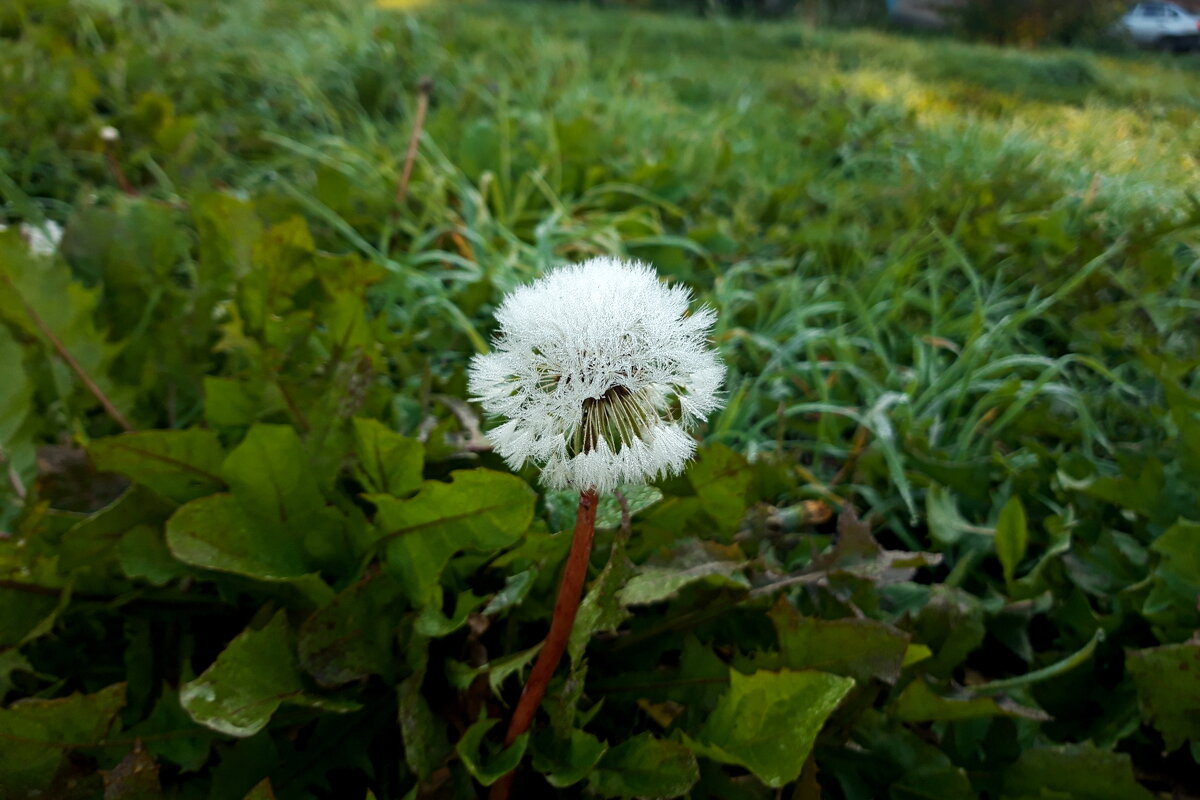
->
298, 569, 404, 687
166, 494, 325, 589
0, 683, 125, 795
996, 495, 1028, 585
221, 424, 323, 522
118, 524, 190, 586
1126, 642, 1200, 750
180, 611, 302, 737
352, 418, 424, 497
687, 444, 752, 537
369, 469, 536, 604
769, 597, 909, 683
88, 429, 226, 503
455, 716, 529, 787
1001, 744, 1156, 800
531, 728, 607, 788
587, 733, 698, 799
618, 559, 747, 607
688, 669, 854, 788
890, 679, 1049, 722
203, 376, 286, 429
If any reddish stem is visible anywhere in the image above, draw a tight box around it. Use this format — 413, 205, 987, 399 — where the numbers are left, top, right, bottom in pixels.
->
1, 274, 135, 432
488, 489, 599, 800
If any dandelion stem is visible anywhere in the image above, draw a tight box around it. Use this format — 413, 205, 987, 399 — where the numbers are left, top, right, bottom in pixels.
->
489, 488, 599, 800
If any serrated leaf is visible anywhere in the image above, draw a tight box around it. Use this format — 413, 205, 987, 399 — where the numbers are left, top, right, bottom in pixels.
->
180, 611, 302, 737
996, 495, 1028, 585
688, 669, 854, 788
88, 429, 226, 503
352, 418, 423, 497
587, 733, 698, 799
369, 469, 536, 604
455, 716, 529, 786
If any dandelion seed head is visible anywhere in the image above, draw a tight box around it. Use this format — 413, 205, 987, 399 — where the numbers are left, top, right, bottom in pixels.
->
468, 257, 724, 493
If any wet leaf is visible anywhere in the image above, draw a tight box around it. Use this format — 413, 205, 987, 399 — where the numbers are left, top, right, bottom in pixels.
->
180, 611, 301, 738
688, 669, 854, 788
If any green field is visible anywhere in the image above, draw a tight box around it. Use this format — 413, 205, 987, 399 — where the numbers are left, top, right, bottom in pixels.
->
1, 0, 1199, 797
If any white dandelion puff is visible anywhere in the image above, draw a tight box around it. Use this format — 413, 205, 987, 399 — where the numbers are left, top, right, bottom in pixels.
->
468, 257, 725, 494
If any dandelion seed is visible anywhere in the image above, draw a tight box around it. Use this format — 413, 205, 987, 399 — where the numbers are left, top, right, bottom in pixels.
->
468, 257, 724, 493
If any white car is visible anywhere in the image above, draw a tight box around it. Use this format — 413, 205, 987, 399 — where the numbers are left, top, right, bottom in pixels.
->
1119, 2, 1200, 51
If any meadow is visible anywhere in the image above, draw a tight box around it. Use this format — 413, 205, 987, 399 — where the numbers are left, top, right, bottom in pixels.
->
1, 0, 1198, 797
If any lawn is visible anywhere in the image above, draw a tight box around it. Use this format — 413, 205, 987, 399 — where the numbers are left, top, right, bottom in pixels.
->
0, 0, 1198, 797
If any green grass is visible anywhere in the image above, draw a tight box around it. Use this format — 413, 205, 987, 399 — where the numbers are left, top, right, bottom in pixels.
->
1, 0, 1199, 797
